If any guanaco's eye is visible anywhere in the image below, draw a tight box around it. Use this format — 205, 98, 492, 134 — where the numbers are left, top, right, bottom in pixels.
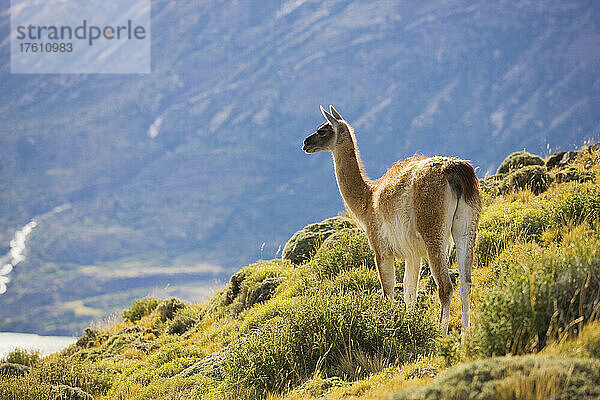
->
317, 130, 327, 137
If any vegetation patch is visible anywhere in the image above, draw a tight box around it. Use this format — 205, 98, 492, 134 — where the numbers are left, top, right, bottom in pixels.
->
472, 229, 600, 356
555, 167, 595, 183
391, 355, 600, 400
1, 348, 40, 367
166, 305, 204, 335
544, 321, 600, 359
499, 165, 553, 194
311, 228, 375, 277
122, 297, 160, 323
497, 151, 545, 174
281, 216, 355, 265
220, 293, 437, 396
208, 260, 296, 315
0, 363, 30, 378
546, 151, 567, 170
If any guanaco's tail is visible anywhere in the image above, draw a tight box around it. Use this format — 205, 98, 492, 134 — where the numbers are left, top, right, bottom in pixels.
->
442, 158, 481, 209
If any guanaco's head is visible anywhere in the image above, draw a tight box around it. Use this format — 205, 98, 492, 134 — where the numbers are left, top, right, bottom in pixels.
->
303, 105, 348, 153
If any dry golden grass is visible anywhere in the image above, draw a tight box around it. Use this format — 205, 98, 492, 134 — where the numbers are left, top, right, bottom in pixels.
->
119, 346, 145, 360
275, 357, 443, 400
496, 361, 573, 400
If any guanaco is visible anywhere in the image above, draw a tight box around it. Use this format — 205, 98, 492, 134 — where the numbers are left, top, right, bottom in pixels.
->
302, 105, 481, 334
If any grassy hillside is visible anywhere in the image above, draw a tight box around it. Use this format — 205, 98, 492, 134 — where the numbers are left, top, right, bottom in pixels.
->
1, 143, 600, 399
3, 1, 600, 336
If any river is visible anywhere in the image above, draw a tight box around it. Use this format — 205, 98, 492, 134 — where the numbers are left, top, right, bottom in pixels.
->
0, 332, 77, 358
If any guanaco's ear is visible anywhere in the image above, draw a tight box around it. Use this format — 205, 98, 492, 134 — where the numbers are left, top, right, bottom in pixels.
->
329, 105, 343, 120
320, 105, 339, 128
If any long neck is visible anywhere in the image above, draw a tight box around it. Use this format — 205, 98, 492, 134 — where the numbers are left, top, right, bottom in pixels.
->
331, 132, 374, 219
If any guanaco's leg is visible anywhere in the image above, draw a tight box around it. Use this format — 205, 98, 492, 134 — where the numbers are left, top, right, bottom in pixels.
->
413, 174, 454, 335
452, 196, 479, 334
403, 256, 422, 305
426, 245, 453, 335
375, 252, 395, 299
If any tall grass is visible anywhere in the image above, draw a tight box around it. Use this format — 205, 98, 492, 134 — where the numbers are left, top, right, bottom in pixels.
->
472, 228, 600, 356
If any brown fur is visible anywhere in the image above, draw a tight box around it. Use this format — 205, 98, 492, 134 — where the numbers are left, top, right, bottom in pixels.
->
441, 158, 480, 208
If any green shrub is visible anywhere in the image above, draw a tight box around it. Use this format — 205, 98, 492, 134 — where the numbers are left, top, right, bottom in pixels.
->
555, 167, 594, 184
31, 356, 115, 395
0, 377, 57, 400
475, 186, 600, 265
0, 363, 30, 378
246, 276, 286, 306
107, 340, 208, 399
2, 348, 40, 367
75, 328, 106, 349
549, 188, 600, 227
167, 306, 203, 335
122, 297, 159, 323
282, 216, 355, 265
311, 228, 374, 277
500, 165, 553, 194
210, 260, 295, 314
474, 228, 506, 265
497, 151, 545, 174
155, 298, 186, 322
221, 292, 437, 396
546, 151, 567, 170
392, 355, 600, 400
215, 269, 248, 309
178, 349, 227, 379
478, 199, 547, 241
515, 206, 550, 239
74, 325, 156, 361
437, 331, 461, 367
475, 200, 549, 264
472, 233, 600, 356
328, 266, 381, 294
479, 175, 502, 195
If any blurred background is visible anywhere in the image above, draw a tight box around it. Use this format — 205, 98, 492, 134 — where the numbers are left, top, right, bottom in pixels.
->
0, 0, 599, 335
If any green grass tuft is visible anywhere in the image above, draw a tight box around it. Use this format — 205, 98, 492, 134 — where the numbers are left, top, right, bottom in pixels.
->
497, 151, 545, 174
122, 297, 159, 323
311, 228, 375, 277
472, 229, 600, 356
392, 355, 600, 400
1, 348, 40, 367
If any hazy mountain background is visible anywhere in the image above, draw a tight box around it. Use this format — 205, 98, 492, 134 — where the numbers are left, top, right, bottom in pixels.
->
0, 0, 599, 335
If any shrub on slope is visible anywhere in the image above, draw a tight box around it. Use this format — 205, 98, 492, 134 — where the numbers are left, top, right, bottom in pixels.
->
497, 151, 545, 174
391, 355, 600, 400
221, 291, 437, 397
472, 229, 600, 356
282, 216, 354, 265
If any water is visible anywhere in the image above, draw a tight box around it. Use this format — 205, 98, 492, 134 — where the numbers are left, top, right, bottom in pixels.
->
0, 220, 38, 294
0, 332, 77, 358
0, 203, 71, 295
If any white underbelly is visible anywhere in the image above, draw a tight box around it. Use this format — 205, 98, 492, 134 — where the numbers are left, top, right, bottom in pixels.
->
380, 203, 428, 261
375, 181, 457, 262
